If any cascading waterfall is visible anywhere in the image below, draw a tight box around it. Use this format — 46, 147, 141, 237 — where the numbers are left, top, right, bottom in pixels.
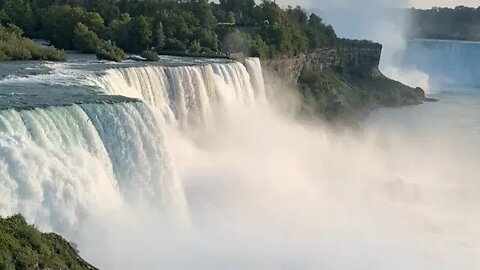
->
92, 59, 265, 126
0, 57, 274, 268
0, 105, 118, 232
1, 54, 478, 269
81, 102, 185, 211
401, 39, 480, 87
245, 58, 267, 102
0, 102, 186, 233
0, 58, 265, 232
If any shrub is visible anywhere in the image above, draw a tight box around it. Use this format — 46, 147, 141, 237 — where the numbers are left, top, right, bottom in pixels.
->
96, 40, 125, 62
72, 23, 101, 53
0, 50, 9, 61
40, 46, 66, 61
140, 50, 159, 61
188, 40, 201, 54
0, 24, 65, 62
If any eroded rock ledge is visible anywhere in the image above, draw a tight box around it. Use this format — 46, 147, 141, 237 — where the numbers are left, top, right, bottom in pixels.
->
261, 44, 427, 120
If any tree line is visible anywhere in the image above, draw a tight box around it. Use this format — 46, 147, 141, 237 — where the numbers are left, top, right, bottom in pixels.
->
0, 0, 368, 61
407, 6, 480, 41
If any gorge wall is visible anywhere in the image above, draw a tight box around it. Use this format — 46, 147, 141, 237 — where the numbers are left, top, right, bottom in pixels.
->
261, 44, 426, 120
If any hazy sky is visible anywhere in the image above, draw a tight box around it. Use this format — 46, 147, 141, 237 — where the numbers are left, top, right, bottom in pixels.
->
412, 0, 479, 8
275, 0, 479, 9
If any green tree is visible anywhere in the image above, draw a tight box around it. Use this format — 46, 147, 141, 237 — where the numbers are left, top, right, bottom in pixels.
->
222, 30, 266, 57
2, 0, 36, 36
129, 15, 152, 52
42, 5, 105, 49
225, 11, 236, 24
152, 20, 165, 51
106, 13, 132, 51
193, 28, 218, 50
164, 38, 187, 51
188, 0, 216, 28
188, 40, 201, 53
72, 22, 101, 53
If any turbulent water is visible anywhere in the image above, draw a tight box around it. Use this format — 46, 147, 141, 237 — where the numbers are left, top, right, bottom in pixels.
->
0, 47, 479, 269
92, 59, 265, 126
0, 102, 186, 232
397, 39, 480, 88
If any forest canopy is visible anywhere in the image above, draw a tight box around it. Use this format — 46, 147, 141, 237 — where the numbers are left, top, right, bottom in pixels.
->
0, 0, 372, 60
406, 6, 480, 41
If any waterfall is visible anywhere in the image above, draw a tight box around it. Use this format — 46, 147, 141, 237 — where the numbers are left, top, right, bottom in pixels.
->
401, 39, 480, 87
92, 59, 265, 126
0, 58, 266, 230
0, 102, 186, 233
245, 58, 267, 102
0, 57, 265, 240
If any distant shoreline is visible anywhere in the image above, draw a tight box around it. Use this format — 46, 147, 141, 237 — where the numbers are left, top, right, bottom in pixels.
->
408, 38, 480, 44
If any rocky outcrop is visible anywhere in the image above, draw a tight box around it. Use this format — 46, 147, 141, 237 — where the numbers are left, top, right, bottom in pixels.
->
261, 44, 427, 120
260, 55, 306, 83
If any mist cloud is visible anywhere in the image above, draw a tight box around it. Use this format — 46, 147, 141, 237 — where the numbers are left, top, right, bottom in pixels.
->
76, 94, 480, 270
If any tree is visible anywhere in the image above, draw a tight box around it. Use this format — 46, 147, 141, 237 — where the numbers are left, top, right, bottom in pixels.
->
152, 20, 165, 51
164, 38, 187, 51
193, 28, 218, 51
42, 5, 105, 49
0, 0, 348, 58
188, 0, 216, 28
129, 15, 152, 52
106, 13, 132, 51
222, 30, 267, 57
219, 0, 257, 24
2, 0, 36, 36
72, 23, 101, 53
188, 40, 201, 53
225, 11, 236, 24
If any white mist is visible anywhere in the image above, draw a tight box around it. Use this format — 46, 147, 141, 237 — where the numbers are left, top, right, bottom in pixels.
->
74, 60, 480, 269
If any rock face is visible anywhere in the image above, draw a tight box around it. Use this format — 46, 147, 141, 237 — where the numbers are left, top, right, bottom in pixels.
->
261, 44, 426, 120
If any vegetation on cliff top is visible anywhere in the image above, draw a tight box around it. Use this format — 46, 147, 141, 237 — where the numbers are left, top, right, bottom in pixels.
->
0, 214, 96, 270
0, 0, 378, 61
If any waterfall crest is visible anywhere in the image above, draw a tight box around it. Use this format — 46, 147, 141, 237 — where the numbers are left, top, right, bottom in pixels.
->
92, 59, 266, 126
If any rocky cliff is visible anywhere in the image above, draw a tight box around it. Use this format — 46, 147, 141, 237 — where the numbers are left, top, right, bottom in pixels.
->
261, 44, 426, 120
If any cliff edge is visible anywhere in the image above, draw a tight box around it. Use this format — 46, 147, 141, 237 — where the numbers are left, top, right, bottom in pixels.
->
261, 42, 426, 120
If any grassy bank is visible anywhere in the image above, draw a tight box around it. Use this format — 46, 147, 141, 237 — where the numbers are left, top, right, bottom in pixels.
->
0, 215, 96, 270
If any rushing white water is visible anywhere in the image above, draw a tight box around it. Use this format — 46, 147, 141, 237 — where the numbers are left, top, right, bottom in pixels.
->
245, 58, 267, 102
0, 102, 186, 235
92, 60, 263, 127
1, 56, 479, 269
